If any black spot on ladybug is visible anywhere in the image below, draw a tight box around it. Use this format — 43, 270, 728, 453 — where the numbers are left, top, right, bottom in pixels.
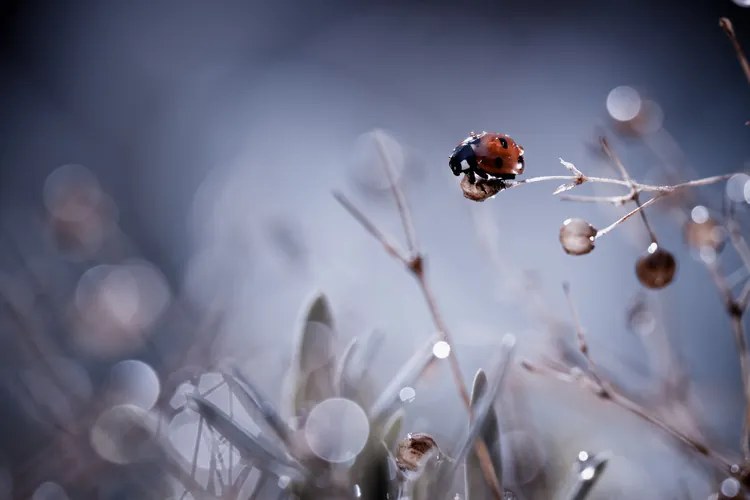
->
494, 157, 504, 168
500, 137, 508, 149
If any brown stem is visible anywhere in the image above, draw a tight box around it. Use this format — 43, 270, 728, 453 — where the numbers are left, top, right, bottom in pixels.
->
594, 194, 666, 240
333, 196, 503, 498
521, 360, 735, 473
707, 263, 750, 460
720, 18, 750, 86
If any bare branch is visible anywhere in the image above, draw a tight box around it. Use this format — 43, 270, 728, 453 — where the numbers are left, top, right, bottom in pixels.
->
374, 131, 418, 255
333, 191, 409, 265
594, 195, 666, 240
720, 17, 750, 86
522, 356, 735, 473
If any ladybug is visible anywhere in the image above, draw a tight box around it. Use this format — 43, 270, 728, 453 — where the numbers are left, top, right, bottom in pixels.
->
449, 131, 525, 184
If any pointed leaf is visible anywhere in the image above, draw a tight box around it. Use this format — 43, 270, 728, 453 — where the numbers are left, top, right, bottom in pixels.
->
291, 292, 337, 417
465, 370, 503, 500
222, 369, 292, 447
340, 330, 385, 405
369, 335, 438, 424
435, 335, 516, 497
382, 409, 404, 451
189, 395, 302, 479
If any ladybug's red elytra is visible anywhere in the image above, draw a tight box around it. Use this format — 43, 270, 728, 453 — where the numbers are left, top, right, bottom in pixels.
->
449, 132, 525, 184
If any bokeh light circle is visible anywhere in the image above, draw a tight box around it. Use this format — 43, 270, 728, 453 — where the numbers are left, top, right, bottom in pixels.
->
726, 174, 750, 203
31, 481, 69, 500
108, 359, 161, 410
399, 386, 416, 403
304, 398, 370, 463
432, 341, 451, 359
606, 86, 642, 122
90, 404, 158, 464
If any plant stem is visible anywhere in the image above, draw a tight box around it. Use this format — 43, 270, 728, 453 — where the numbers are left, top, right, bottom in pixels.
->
521, 360, 735, 473
594, 195, 666, 240
334, 189, 504, 499
720, 18, 750, 86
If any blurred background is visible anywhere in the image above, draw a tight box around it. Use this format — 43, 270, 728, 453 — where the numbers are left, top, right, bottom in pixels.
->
1, 0, 750, 498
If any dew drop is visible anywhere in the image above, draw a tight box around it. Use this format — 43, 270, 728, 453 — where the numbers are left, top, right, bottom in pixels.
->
580, 466, 595, 481
432, 341, 451, 359
399, 386, 416, 403
559, 218, 597, 256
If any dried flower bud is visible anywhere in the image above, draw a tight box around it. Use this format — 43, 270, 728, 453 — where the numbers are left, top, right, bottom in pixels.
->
635, 245, 676, 289
559, 218, 597, 255
460, 176, 504, 202
396, 432, 440, 473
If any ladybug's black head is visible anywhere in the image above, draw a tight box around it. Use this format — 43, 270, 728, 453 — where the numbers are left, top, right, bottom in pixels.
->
448, 144, 477, 176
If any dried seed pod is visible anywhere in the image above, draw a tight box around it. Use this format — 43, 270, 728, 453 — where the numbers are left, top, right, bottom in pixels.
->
395, 432, 440, 473
559, 218, 597, 255
635, 245, 676, 289
460, 175, 504, 202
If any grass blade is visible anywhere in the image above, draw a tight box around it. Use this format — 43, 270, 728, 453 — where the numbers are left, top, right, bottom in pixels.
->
465, 369, 504, 500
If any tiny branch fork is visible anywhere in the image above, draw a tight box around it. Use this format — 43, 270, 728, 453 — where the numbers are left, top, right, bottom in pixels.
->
706, 258, 750, 461
500, 159, 733, 205
600, 137, 659, 244
334, 145, 504, 499
522, 286, 735, 474
720, 18, 750, 87
594, 194, 667, 240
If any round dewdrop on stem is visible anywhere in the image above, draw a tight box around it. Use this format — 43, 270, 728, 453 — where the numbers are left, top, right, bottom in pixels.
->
635, 244, 676, 289
560, 218, 597, 255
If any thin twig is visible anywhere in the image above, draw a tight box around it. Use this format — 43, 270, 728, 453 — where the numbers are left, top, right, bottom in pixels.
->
335, 172, 504, 499
520, 359, 734, 473
594, 195, 666, 240
600, 137, 659, 244
706, 262, 750, 460
374, 132, 418, 255
333, 191, 407, 263
720, 18, 750, 86
562, 283, 605, 389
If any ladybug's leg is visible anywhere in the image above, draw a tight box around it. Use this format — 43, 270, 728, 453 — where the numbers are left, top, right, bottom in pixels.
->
465, 169, 477, 184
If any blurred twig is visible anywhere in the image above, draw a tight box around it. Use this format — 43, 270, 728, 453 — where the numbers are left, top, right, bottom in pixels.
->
521, 286, 735, 475
334, 136, 505, 499
720, 18, 750, 86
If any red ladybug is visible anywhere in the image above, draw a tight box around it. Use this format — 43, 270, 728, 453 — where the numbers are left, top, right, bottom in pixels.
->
449, 132, 525, 184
